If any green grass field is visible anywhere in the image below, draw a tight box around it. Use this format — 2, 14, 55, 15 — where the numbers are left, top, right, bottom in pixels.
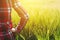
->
11, 0, 60, 40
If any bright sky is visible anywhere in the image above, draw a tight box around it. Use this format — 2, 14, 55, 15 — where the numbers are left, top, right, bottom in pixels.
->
11, 0, 60, 25
20, 0, 60, 9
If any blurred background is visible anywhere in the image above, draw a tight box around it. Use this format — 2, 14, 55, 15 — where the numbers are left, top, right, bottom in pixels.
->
11, 0, 60, 40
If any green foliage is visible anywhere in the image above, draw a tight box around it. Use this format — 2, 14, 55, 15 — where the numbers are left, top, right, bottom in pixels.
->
11, 0, 60, 39
11, 8, 60, 40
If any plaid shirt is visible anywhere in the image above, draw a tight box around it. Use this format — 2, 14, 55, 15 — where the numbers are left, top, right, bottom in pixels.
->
0, 0, 15, 40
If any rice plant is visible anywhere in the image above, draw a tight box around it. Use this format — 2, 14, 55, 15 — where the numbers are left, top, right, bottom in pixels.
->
11, 0, 60, 40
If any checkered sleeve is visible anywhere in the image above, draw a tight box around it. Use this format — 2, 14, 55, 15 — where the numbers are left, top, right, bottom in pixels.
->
12, 0, 29, 33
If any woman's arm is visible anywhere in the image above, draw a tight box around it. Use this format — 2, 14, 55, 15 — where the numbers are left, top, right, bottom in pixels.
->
11, 0, 29, 33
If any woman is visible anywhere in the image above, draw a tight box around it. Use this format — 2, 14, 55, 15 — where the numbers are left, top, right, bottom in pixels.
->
0, 0, 29, 40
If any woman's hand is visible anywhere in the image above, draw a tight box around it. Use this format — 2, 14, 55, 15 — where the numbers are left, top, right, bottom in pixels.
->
11, 28, 16, 32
